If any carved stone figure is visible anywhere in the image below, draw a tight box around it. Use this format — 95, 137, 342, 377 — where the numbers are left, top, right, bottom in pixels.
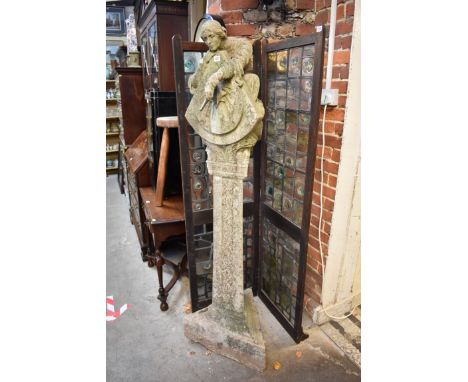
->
185, 20, 264, 149
184, 20, 266, 371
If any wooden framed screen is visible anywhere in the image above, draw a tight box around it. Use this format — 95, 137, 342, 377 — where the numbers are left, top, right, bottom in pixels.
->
172, 35, 262, 312
257, 32, 325, 343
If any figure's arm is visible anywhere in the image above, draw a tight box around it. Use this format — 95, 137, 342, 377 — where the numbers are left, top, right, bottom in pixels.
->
188, 62, 205, 94
224, 37, 252, 78
204, 38, 252, 100
188, 74, 196, 94
204, 69, 224, 100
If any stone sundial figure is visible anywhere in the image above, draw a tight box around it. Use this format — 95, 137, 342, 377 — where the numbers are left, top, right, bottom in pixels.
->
186, 20, 264, 150
184, 20, 266, 371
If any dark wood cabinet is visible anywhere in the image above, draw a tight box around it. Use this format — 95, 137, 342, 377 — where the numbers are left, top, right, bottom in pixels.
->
124, 130, 152, 260
116, 67, 146, 146
115, 67, 146, 194
138, 0, 189, 92
137, 0, 188, 192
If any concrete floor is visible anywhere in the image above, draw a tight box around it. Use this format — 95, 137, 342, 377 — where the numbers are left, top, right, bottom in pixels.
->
107, 175, 361, 381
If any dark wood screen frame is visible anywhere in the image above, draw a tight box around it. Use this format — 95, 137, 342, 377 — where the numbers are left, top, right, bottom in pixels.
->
172, 35, 262, 312
257, 31, 325, 343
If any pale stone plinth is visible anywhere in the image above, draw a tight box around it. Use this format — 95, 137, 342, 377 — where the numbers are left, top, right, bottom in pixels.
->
184, 152, 266, 371
209, 153, 249, 314
184, 289, 265, 371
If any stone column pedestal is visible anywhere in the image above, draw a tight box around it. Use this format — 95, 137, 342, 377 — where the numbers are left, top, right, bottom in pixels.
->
184, 148, 266, 371
182, 23, 265, 369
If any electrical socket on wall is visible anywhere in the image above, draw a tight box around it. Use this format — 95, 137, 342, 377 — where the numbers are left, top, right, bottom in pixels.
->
321, 89, 339, 106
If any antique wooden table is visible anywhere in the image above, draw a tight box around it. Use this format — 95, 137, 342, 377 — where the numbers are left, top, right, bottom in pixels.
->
140, 116, 186, 311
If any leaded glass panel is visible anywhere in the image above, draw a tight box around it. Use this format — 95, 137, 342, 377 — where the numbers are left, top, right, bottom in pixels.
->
148, 22, 158, 88
193, 224, 213, 304
182, 51, 213, 212
259, 32, 324, 343
141, 35, 150, 90
191, 215, 255, 306
261, 43, 318, 227
261, 217, 300, 324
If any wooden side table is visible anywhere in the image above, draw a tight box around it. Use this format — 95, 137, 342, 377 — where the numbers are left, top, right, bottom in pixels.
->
139, 116, 187, 311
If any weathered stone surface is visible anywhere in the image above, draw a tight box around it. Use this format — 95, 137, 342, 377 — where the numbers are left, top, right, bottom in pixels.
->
270, 10, 283, 22
290, 12, 304, 19
210, 164, 246, 313
244, 9, 268, 23
261, 23, 277, 37
268, 0, 282, 8
184, 20, 266, 371
185, 21, 263, 146
285, 0, 296, 11
185, 289, 266, 371
303, 11, 316, 24
277, 23, 294, 38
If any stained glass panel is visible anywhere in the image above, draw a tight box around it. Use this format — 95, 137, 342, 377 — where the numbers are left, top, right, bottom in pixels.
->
243, 155, 255, 202
193, 224, 213, 303
276, 50, 288, 76
261, 42, 318, 225
287, 79, 300, 110
288, 47, 302, 77
259, 33, 324, 343
260, 216, 301, 324
191, 214, 255, 306
267, 52, 277, 78
275, 80, 287, 108
301, 56, 314, 77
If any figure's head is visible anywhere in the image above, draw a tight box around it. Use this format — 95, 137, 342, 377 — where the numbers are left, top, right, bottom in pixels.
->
200, 20, 227, 52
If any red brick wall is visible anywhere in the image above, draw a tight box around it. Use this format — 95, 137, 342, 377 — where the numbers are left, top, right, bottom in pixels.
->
207, 0, 355, 307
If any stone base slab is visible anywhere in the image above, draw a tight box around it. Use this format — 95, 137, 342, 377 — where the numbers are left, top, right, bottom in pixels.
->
184, 289, 266, 371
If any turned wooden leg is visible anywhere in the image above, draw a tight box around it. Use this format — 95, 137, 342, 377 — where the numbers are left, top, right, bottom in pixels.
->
155, 250, 168, 311
146, 232, 156, 267
162, 264, 180, 295
180, 254, 188, 277
147, 254, 156, 268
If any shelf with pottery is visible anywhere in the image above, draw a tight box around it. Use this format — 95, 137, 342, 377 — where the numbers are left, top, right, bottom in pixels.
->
106, 155, 119, 172
106, 77, 120, 174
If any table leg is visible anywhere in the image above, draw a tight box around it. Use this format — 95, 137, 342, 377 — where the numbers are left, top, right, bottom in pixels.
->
155, 127, 170, 207
155, 250, 169, 311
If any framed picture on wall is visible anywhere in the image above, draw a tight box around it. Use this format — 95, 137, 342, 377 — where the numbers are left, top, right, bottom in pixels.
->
106, 7, 126, 35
